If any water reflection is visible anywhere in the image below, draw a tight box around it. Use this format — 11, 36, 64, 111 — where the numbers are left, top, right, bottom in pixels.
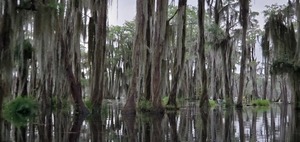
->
2, 100, 300, 142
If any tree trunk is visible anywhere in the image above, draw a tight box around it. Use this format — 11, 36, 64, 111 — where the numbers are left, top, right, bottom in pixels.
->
295, 0, 300, 62
223, 0, 233, 106
69, 113, 87, 142
142, 0, 155, 103
167, 112, 179, 142
237, 0, 249, 108
289, 72, 300, 109
168, 0, 187, 109
198, 0, 208, 109
0, 0, 13, 109
293, 0, 300, 110
221, 36, 232, 106
150, 0, 168, 113
224, 107, 233, 141
270, 74, 276, 101
250, 109, 257, 142
90, 0, 107, 112
90, 113, 103, 142
249, 46, 259, 99
60, 30, 88, 114
282, 75, 288, 104
263, 57, 269, 99
122, 0, 148, 114
237, 109, 245, 142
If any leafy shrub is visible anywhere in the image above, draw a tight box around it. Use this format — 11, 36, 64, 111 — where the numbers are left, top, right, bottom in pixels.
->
3, 96, 38, 127
51, 96, 70, 111
209, 99, 217, 107
162, 96, 169, 106
84, 99, 108, 118
251, 99, 270, 106
138, 99, 152, 112
84, 99, 92, 111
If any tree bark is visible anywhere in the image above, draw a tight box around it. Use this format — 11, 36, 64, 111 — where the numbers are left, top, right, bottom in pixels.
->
289, 72, 300, 109
237, 0, 249, 108
168, 0, 187, 109
59, 1, 88, 113
293, 0, 300, 110
250, 109, 257, 142
198, 0, 208, 109
263, 57, 269, 99
90, 0, 107, 112
60, 31, 88, 114
249, 46, 259, 100
295, 0, 300, 62
237, 109, 245, 142
150, 0, 168, 113
0, 0, 14, 108
122, 0, 148, 114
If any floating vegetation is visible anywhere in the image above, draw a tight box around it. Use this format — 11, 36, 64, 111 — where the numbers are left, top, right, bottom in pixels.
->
3, 96, 38, 127
251, 99, 270, 106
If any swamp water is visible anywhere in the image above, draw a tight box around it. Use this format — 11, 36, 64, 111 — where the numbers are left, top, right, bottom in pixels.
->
1, 100, 300, 142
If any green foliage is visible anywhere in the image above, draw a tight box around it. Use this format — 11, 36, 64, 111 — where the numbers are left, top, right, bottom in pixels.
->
138, 113, 151, 122
209, 100, 217, 107
81, 78, 89, 87
84, 99, 92, 111
138, 99, 153, 112
206, 23, 226, 45
196, 87, 202, 98
14, 39, 34, 61
51, 96, 70, 111
47, 1, 64, 10
251, 99, 270, 106
162, 96, 169, 106
101, 101, 109, 118
165, 105, 178, 110
84, 99, 108, 118
253, 106, 270, 112
263, 11, 297, 75
261, 33, 270, 58
3, 96, 38, 127
271, 60, 300, 74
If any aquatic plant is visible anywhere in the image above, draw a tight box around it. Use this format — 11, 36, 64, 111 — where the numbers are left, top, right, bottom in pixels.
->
251, 99, 270, 106
3, 96, 38, 127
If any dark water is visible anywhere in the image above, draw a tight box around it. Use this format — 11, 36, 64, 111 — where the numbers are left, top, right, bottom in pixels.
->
1, 100, 300, 142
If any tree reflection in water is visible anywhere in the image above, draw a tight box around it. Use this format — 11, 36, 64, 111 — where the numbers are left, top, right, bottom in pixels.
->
89, 112, 103, 142
1, 101, 300, 141
167, 112, 179, 142
69, 111, 88, 142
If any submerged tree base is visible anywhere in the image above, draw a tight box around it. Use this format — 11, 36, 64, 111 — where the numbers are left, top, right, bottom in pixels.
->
165, 105, 179, 111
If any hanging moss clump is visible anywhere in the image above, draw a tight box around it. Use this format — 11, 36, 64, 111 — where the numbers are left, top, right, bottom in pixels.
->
14, 39, 34, 61
3, 96, 38, 127
264, 13, 298, 75
270, 60, 300, 74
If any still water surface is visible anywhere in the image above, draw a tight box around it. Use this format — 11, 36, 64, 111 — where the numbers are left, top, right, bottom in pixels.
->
1, 100, 299, 142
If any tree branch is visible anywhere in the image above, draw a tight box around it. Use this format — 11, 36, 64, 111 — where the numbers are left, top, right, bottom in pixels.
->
167, 9, 179, 23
